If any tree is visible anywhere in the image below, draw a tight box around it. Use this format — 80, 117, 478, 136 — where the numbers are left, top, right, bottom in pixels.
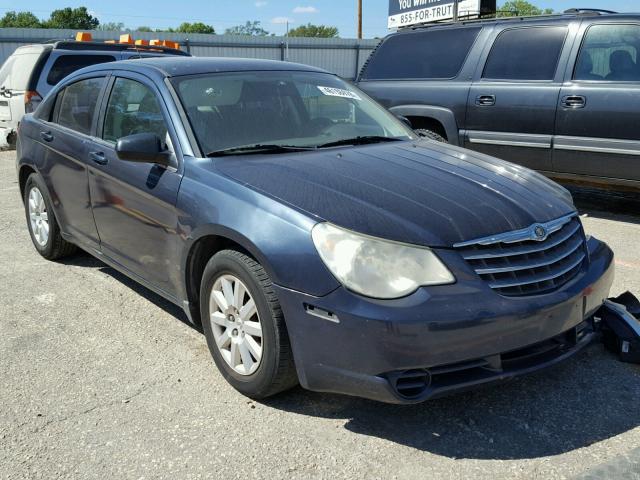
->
0, 11, 42, 28
497, 1, 554, 17
175, 22, 215, 34
44, 7, 99, 29
225, 21, 269, 36
288, 23, 339, 38
97, 22, 126, 31
136, 26, 153, 32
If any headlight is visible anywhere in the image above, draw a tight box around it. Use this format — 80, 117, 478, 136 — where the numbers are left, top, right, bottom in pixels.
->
311, 223, 455, 299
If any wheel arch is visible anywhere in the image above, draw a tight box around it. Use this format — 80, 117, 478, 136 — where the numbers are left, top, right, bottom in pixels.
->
389, 105, 460, 145
182, 225, 279, 326
18, 164, 38, 203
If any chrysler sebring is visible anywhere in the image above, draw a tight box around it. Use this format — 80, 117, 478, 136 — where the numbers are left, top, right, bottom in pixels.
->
16, 58, 614, 403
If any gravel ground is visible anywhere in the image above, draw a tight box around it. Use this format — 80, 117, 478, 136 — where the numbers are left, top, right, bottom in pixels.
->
1, 150, 639, 480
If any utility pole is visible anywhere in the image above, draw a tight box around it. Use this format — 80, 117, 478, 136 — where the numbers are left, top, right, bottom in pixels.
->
357, 0, 362, 39
453, 0, 459, 22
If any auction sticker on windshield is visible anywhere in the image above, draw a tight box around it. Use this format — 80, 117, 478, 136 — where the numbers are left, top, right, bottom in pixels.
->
317, 86, 362, 100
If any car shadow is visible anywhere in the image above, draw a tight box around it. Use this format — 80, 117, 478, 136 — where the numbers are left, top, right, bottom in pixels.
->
59, 251, 201, 333
570, 187, 640, 225
263, 347, 640, 460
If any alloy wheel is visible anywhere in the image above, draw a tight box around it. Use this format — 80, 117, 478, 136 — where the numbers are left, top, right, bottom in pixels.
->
209, 274, 263, 375
28, 186, 49, 247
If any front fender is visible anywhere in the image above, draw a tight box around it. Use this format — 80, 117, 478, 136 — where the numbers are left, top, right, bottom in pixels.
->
177, 162, 341, 299
389, 105, 460, 146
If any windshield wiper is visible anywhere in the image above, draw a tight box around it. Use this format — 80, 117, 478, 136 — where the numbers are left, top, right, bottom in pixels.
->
206, 144, 316, 157
316, 136, 404, 149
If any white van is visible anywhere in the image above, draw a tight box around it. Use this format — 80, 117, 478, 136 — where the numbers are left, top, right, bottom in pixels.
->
0, 45, 46, 147
0, 38, 189, 148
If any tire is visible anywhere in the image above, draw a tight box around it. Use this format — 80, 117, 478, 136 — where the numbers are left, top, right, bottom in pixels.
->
414, 128, 447, 143
24, 173, 77, 260
200, 250, 298, 399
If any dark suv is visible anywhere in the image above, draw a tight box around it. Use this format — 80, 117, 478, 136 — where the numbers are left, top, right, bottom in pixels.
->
357, 9, 640, 192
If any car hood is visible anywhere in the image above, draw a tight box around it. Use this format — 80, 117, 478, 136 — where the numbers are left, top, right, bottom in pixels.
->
214, 140, 576, 247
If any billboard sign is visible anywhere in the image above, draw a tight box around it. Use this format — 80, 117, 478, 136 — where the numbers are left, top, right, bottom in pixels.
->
388, 0, 495, 29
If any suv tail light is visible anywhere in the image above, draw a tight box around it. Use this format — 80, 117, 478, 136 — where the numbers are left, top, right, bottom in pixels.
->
24, 90, 42, 113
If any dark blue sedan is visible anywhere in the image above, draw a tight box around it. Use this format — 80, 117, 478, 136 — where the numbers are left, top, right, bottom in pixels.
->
16, 58, 615, 403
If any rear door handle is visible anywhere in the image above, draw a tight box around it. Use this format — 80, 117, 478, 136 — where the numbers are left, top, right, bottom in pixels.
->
40, 131, 53, 142
561, 95, 586, 108
89, 151, 108, 166
476, 95, 496, 106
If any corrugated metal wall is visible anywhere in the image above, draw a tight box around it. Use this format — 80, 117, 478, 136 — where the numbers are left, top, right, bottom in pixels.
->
0, 28, 381, 79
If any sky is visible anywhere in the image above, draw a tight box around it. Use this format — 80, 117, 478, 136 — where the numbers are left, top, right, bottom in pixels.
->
0, 0, 639, 38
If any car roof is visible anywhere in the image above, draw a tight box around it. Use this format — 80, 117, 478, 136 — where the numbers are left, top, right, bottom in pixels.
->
80, 56, 330, 78
391, 11, 640, 35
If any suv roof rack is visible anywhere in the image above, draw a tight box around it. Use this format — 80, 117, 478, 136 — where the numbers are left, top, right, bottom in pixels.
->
51, 40, 189, 56
564, 8, 618, 15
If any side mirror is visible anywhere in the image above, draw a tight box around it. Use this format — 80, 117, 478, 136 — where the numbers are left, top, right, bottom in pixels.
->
115, 133, 171, 166
395, 114, 412, 128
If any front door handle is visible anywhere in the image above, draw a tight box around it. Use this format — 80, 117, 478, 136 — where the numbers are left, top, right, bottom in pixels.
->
561, 95, 586, 108
476, 95, 496, 106
89, 151, 108, 166
40, 131, 53, 142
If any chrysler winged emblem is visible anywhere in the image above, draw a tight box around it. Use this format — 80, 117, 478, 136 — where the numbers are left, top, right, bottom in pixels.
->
533, 225, 548, 241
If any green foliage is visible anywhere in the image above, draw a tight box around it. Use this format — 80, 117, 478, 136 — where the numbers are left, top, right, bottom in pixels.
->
97, 22, 126, 31
287, 23, 339, 38
136, 26, 153, 32
175, 22, 215, 34
0, 11, 42, 28
497, 1, 554, 17
225, 21, 269, 36
44, 7, 99, 29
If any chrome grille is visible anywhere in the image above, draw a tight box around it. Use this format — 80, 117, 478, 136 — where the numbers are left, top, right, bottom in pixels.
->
454, 215, 587, 297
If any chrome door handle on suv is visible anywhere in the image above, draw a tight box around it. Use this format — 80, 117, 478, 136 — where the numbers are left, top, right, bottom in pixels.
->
89, 151, 108, 166
476, 95, 496, 106
561, 95, 586, 108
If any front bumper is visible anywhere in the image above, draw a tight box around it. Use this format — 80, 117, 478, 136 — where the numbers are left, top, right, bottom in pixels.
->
275, 237, 615, 404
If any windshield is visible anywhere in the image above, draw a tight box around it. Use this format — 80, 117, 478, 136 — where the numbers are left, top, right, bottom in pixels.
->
171, 71, 415, 155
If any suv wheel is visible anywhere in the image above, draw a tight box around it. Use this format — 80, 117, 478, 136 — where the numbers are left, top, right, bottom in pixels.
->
415, 129, 447, 143
24, 174, 76, 260
200, 250, 298, 399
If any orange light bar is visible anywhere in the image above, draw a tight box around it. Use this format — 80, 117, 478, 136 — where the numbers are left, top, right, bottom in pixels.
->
135, 39, 149, 46
75, 32, 92, 42
149, 39, 163, 46
162, 40, 179, 49
119, 34, 134, 44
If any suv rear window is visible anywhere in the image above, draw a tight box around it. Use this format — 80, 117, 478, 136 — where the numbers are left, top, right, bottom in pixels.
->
361, 27, 481, 80
47, 55, 116, 85
483, 27, 567, 81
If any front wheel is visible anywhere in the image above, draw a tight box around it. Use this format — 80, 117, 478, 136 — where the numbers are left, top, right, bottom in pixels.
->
200, 250, 298, 399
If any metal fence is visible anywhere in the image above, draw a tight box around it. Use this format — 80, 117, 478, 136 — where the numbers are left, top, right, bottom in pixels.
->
0, 28, 381, 79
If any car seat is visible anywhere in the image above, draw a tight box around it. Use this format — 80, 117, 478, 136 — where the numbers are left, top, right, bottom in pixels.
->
606, 50, 638, 81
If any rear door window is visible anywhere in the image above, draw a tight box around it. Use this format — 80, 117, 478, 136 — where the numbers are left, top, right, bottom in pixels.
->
574, 24, 640, 81
483, 27, 568, 81
55, 77, 105, 135
47, 55, 116, 85
361, 27, 482, 80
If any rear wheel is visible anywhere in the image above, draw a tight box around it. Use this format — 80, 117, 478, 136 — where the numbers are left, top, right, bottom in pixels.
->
415, 128, 447, 143
200, 250, 298, 399
24, 174, 76, 260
